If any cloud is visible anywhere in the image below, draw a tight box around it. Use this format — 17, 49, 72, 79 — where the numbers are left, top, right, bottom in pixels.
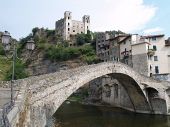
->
0, 0, 157, 39
143, 27, 163, 34
89, 0, 157, 33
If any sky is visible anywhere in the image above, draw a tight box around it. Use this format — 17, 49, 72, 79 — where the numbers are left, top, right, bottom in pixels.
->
0, 0, 170, 40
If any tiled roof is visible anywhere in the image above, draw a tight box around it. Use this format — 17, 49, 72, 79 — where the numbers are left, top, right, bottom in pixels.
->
143, 34, 164, 38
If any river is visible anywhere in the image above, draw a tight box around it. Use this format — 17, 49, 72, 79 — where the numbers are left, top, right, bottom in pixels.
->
53, 101, 170, 127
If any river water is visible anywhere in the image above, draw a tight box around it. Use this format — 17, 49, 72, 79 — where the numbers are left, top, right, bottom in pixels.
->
53, 102, 170, 127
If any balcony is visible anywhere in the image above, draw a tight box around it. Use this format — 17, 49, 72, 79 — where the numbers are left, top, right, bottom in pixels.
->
165, 40, 170, 46
147, 49, 155, 56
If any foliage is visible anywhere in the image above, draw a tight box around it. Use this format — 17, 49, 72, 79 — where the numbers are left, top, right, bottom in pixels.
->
45, 46, 81, 61
46, 29, 55, 37
76, 30, 92, 46
45, 44, 100, 64
0, 44, 5, 55
76, 33, 86, 46
86, 30, 92, 43
32, 27, 39, 36
5, 60, 28, 81
0, 56, 11, 80
20, 33, 33, 44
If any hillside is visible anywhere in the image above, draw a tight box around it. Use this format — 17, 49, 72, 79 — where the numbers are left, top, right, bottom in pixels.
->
0, 28, 99, 80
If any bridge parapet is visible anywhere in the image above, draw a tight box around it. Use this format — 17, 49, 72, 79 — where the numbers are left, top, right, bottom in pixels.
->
1, 62, 170, 127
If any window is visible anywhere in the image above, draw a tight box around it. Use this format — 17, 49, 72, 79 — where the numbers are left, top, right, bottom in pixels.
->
155, 66, 159, 74
68, 17, 70, 20
152, 37, 157, 41
150, 73, 152, 77
150, 65, 152, 70
68, 23, 70, 26
154, 56, 158, 61
153, 45, 157, 51
73, 30, 75, 32
124, 41, 126, 44
68, 28, 70, 31
87, 26, 89, 29
149, 55, 152, 60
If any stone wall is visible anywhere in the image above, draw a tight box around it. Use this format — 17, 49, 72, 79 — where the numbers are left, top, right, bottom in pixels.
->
55, 18, 64, 37
153, 74, 170, 82
1, 62, 170, 127
132, 53, 149, 76
101, 76, 134, 110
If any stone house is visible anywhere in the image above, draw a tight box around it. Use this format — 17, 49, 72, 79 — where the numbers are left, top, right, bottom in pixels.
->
55, 11, 90, 46
96, 32, 110, 61
98, 33, 170, 81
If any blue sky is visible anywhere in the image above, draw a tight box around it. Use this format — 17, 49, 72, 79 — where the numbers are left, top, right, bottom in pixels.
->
0, 0, 170, 40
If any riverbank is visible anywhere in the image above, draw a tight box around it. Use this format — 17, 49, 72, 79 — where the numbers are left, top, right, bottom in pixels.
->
66, 96, 135, 114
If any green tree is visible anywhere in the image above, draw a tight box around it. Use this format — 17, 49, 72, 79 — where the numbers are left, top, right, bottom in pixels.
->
0, 44, 5, 55
76, 33, 86, 46
5, 60, 28, 81
85, 30, 92, 43
32, 27, 39, 36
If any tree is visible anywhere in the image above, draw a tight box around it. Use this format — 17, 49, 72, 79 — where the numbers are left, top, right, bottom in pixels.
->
32, 27, 39, 36
85, 30, 92, 43
5, 60, 28, 81
76, 33, 86, 46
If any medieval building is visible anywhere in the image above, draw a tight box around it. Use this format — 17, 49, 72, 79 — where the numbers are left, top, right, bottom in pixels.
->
55, 11, 90, 42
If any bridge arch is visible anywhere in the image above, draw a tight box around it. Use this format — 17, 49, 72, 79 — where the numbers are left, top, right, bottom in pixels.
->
29, 62, 154, 125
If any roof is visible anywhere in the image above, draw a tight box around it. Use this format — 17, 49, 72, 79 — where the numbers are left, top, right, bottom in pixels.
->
143, 34, 164, 38
106, 34, 130, 41
118, 35, 131, 44
131, 42, 151, 46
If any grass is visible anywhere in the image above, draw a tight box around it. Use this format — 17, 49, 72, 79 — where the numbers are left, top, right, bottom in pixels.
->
0, 55, 11, 81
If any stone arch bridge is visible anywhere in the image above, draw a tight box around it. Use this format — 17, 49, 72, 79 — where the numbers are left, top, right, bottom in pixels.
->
1, 62, 170, 127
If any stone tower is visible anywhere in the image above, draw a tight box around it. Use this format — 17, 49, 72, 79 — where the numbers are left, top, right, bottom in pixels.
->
83, 15, 90, 34
55, 11, 90, 42
64, 11, 72, 40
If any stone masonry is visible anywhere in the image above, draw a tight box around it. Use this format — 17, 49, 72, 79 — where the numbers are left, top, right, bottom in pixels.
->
0, 62, 170, 127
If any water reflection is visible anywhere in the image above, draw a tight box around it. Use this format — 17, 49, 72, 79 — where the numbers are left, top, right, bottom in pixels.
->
53, 102, 170, 127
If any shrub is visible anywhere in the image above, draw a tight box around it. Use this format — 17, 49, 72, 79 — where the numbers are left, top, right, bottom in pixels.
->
0, 44, 5, 55
45, 44, 99, 64
5, 60, 28, 81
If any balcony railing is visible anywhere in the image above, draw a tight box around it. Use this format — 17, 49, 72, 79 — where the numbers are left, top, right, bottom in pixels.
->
148, 49, 155, 56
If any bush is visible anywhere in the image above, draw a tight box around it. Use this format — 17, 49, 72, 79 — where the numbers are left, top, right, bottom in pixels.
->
45, 46, 81, 61
5, 60, 28, 81
45, 44, 99, 64
76, 30, 92, 46
0, 44, 5, 55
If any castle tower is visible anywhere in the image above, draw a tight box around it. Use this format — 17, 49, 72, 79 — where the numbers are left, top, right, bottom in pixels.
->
64, 11, 72, 40
83, 15, 90, 34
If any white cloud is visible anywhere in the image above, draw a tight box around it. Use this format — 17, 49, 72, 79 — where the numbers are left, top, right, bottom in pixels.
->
88, 0, 157, 33
143, 27, 163, 34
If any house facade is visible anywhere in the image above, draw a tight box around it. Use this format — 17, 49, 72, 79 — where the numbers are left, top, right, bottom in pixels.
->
97, 33, 170, 81
96, 32, 110, 62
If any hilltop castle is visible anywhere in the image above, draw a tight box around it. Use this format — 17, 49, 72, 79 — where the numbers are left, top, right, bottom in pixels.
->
55, 11, 90, 41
